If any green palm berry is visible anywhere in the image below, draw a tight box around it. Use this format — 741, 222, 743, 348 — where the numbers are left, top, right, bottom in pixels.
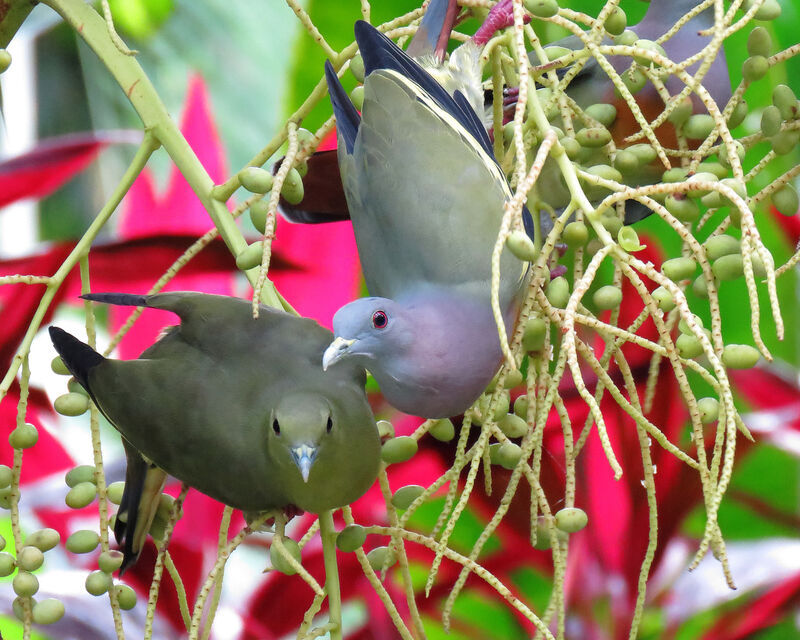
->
497, 442, 523, 470
742, 55, 769, 82
522, 316, 547, 351
667, 96, 694, 126
563, 221, 589, 247
747, 0, 781, 20
238, 167, 274, 194
114, 584, 137, 610
604, 7, 627, 35
0, 464, 11, 489
54, 393, 89, 417
628, 143, 657, 164
391, 485, 425, 510
692, 275, 710, 298
336, 525, 367, 552
632, 39, 666, 67
621, 66, 647, 94
428, 418, 455, 442
9, 423, 38, 449
676, 334, 704, 359
67, 378, 88, 396
554, 507, 588, 533
499, 413, 528, 438
0, 552, 16, 577
376, 419, 394, 439
698, 162, 728, 180
678, 314, 704, 335
50, 356, 70, 375
584, 103, 617, 127
270, 538, 301, 575
14, 572, 39, 597
66, 529, 100, 554
662, 257, 697, 282
504, 369, 524, 389
697, 397, 720, 423
85, 570, 112, 596
0, 50, 11, 73
665, 194, 700, 222
761, 105, 782, 137
381, 436, 418, 464
27, 529, 59, 553
683, 114, 715, 140
524, 0, 559, 18
546, 276, 570, 308
367, 546, 396, 572
719, 140, 745, 168
235, 242, 264, 271
751, 255, 767, 279
561, 136, 580, 159
712, 254, 744, 281
652, 286, 675, 311
722, 344, 760, 368
593, 285, 623, 310
772, 184, 799, 216
773, 84, 798, 120
542, 45, 571, 61
249, 199, 269, 234
65, 482, 97, 509
705, 234, 740, 260
350, 85, 364, 110
98, 550, 124, 574
17, 546, 43, 572
615, 29, 638, 47
149, 515, 167, 542
686, 172, 719, 198
491, 391, 511, 421
513, 395, 528, 419
613, 149, 639, 174
107, 482, 125, 505
281, 167, 304, 205
662, 167, 688, 183
771, 130, 799, 156
0, 486, 13, 510
727, 100, 748, 129
33, 598, 65, 625
506, 230, 537, 261
350, 54, 365, 82
576, 126, 612, 148
12, 597, 34, 622
65, 465, 96, 488
603, 215, 623, 238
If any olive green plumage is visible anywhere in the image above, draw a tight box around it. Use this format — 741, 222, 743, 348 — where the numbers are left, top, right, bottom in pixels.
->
50, 292, 380, 571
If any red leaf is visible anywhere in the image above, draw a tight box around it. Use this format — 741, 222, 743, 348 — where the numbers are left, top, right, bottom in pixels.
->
0, 131, 139, 208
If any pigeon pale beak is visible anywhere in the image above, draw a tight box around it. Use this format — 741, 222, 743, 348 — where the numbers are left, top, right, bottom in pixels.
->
322, 337, 356, 371
290, 444, 319, 483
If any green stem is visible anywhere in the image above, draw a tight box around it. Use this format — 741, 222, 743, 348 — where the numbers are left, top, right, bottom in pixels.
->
0, 0, 36, 48
40, 0, 284, 309
318, 510, 343, 640
0, 133, 158, 400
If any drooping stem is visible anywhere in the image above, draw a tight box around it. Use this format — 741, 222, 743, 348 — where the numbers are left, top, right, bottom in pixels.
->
318, 510, 343, 640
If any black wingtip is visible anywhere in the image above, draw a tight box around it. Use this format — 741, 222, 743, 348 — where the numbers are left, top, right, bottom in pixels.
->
49, 326, 105, 391
80, 292, 149, 307
324, 60, 361, 155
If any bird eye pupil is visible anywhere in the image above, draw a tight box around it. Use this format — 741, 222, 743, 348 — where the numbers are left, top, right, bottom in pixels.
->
272, 419, 280, 435
326, 417, 333, 433
372, 310, 388, 329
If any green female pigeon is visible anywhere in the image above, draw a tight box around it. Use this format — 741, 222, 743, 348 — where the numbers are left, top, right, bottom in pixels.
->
320, 22, 529, 419
50, 292, 380, 571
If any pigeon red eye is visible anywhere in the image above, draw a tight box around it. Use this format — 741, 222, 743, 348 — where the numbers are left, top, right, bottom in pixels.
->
371, 310, 388, 329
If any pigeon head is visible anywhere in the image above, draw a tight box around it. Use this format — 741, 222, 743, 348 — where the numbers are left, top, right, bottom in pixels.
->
269, 393, 336, 484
